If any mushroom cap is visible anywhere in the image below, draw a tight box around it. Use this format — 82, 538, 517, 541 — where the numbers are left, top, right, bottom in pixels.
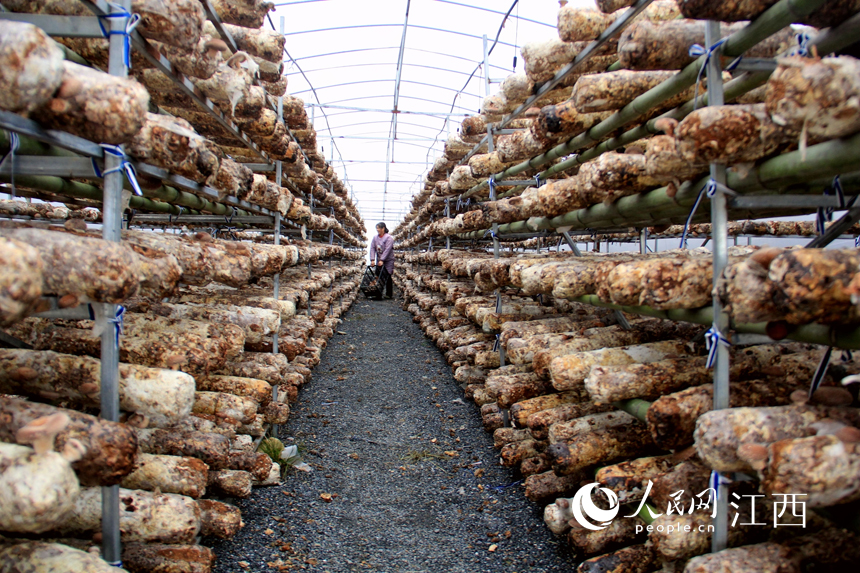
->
204, 38, 229, 53
15, 412, 71, 454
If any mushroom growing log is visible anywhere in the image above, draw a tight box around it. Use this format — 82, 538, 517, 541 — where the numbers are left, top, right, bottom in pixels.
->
583, 344, 785, 405
0, 227, 141, 303
207, 469, 252, 498
601, 256, 715, 309
577, 543, 659, 573
693, 405, 860, 473
151, 34, 225, 80
195, 375, 272, 406
533, 320, 701, 380
527, 402, 615, 440
120, 454, 208, 499
549, 340, 693, 393
648, 379, 804, 450
11, 314, 244, 375
203, 20, 284, 63
134, 428, 229, 471
122, 543, 215, 573
143, 301, 280, 345
0, 349, 196, 428
674, 103, 794, 166
0, 441, 80, 534
759, 434, 860, 507
197, 499, 243, 539
596, 454, 677, 504
0, 236, 43, 327
0, 541, 122, 573
618, 20, 794, 71
549, 411, 657, 475
558, 1, 680, 42
56, 487, 200, 544
37, 61, 149, 145
210, 0, 274, 33
128, 113, 221, 186
678, 0, 860, 28
768, 248, 860, 325
524, 469, 591, 502
570, 70, 678, 113
194, 53, 258, 115
0, 21, 64, 116
509, 391, 593, 427
570, 519, 648, 561
192, 392, 257, 425
0, 397, 137, 486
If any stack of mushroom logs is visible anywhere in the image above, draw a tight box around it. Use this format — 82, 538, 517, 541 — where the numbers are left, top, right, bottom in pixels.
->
396, 0, 860, 246
0, 0, 365, 242
0, 231, 364, 572
0, 2, 367, 572
393, 1, 860, 572
395, 245, 860, 571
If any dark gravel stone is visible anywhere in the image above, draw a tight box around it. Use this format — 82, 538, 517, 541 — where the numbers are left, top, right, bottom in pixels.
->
207, 296, 573, 572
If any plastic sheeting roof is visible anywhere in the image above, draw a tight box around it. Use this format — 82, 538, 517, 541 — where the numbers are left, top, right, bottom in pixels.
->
268, 0, 595, 234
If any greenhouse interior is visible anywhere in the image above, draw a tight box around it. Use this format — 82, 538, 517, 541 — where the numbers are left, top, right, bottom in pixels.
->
2, 0, 860, 572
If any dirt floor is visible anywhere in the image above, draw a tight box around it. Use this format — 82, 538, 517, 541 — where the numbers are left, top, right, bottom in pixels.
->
208, 295, 573, 573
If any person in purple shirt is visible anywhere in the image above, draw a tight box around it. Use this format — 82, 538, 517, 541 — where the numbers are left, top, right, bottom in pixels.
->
369, 222, 394, 299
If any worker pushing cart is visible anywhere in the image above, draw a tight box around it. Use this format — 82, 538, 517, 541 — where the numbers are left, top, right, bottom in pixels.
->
367, 221, 394, 299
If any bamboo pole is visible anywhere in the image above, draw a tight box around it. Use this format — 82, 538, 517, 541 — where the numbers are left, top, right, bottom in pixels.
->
1, 129, 259, 218
454, 133, 860, 238
490, 19, 859, 203
459, 0, 829, 201
568, 295, 860, 350
614, 399, 651, 423
1, 129, 78, 159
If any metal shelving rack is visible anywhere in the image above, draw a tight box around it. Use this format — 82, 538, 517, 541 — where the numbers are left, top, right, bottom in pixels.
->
395, 0, 860, 558
0, 4, 364, 566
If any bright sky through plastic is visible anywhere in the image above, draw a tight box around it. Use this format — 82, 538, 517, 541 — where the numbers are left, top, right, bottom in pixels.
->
271, 0, 596, 236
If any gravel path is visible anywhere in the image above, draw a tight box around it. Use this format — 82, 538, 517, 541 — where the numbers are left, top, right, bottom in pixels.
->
208, 295, 574, 573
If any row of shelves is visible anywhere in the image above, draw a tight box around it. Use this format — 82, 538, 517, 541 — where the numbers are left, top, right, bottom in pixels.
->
392, 0, 860, 566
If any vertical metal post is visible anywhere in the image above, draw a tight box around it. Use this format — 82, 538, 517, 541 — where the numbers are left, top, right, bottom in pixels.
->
445, 197, 451, 251
639, 228, 648, 255
482, 34, 492, 100
101, 1, 130, 566
271, 18, 286, 432
705, 20, 730, 554
270, 212, 281, 436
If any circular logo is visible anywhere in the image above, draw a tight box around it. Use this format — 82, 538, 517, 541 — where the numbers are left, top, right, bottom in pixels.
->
571, 483, 620, 531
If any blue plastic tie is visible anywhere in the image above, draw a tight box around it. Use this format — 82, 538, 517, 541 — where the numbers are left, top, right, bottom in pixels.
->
689, 38, 727, 110
709, 470, 732, 501
0, 132, 19, 197
533, 174, 543, 188
488, 177, 497, 198
96, 3, 141, 69
91, 145, 143, 196
680, 179, 730, 249
107, 305, 125, 349
791, 31, 813, 57
705, 326, 731, 369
